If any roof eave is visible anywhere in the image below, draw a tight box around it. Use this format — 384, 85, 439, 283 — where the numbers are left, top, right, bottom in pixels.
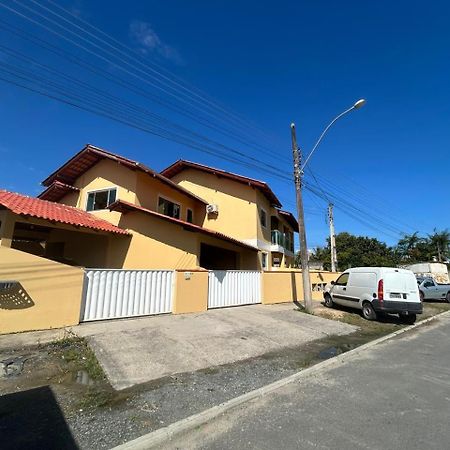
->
161, 160, 282, 208
109, 200, 258, 251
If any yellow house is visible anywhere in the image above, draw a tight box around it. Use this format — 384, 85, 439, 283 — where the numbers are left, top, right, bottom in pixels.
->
161, 160, 298, 270
0, 145, 259, 270
0, 144, 297, 271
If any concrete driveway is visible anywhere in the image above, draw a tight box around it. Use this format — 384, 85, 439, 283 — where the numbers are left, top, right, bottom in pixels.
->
76, 303, 357, 390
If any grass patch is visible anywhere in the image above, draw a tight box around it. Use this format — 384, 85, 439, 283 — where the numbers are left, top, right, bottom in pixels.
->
79, 389, 129, 410
49, 334, 105, 381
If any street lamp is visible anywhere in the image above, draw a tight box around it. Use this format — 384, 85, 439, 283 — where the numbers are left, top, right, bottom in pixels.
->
291, 99, 366, 312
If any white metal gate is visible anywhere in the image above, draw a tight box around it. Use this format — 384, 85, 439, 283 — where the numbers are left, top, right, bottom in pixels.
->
81, 269, 174, 321
208, 270, 261, 309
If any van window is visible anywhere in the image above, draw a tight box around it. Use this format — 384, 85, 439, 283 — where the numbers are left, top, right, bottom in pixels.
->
335, 273, 349, 286
348, 272, 376, 288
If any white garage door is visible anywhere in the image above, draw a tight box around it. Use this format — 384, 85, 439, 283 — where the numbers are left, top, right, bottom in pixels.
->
81, 269, 174, 321
208, 270, 261, 309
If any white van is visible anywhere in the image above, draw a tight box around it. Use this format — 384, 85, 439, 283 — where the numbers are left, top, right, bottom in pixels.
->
324, 267, 422, 323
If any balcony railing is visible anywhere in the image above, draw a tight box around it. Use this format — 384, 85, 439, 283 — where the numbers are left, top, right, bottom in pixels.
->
271, 230, 294, 252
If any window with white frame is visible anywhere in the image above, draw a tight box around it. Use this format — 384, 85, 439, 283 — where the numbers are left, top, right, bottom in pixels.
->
158, 196, 181, 219
261, 252, 268, 270
86, 188, 117, 211
260, 208, 267, 228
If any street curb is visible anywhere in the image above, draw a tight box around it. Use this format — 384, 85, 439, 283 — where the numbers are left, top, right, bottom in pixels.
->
113, 310, 450, 450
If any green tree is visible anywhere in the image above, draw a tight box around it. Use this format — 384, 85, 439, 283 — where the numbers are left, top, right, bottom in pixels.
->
297, 232, 398, 271
395, 232, 426, 262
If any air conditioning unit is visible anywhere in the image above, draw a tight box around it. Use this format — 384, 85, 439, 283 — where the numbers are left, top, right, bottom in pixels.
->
206, 204, 219, 214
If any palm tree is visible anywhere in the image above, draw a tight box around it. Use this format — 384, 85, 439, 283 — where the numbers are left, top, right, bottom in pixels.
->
428, 229, 450, 262
396, 232, 424, 261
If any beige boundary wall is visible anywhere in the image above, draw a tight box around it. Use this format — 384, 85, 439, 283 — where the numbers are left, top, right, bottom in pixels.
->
172, 269, 341, 313
0, 247, 84, 334
0, 251, 339, 333
262, 270, 340, 304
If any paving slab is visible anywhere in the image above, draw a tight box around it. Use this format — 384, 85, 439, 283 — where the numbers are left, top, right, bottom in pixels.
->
75, 303, 357, 390
0, 328, 70, 351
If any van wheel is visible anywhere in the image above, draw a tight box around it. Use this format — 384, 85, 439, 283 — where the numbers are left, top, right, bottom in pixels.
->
324, 294, 334, 308
400, 313, 417, 325
362, 302, 377, 321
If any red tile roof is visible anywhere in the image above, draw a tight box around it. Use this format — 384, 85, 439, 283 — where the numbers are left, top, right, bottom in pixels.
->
38, 181, 80, 202
41, 144, 208, 205
160, 160, 282, 207
0, 190, 129, 235
109, 200, 258, 251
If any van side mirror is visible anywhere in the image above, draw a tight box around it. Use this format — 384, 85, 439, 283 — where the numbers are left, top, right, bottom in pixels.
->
330, 280, 335, 285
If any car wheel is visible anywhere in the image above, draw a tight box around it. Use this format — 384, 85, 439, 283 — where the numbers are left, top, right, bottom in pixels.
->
400, 313, 417, 325
419, 291, 424, 302
324, 294, 334, 308
362, 302, 377, 321
446, 292, 450, 303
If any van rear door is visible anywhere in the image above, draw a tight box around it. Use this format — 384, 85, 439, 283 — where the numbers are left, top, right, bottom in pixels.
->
384, 271, 420, 303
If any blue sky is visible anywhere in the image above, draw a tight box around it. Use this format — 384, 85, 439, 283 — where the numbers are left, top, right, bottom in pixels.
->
0, 0, 448, 248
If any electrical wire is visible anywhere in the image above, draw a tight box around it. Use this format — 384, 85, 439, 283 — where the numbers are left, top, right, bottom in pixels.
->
38, 0, 283, 147
3, 0, 285, 156
0, 59, 293, 184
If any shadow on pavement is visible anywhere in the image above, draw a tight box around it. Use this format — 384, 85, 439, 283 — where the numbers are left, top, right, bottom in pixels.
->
0, 385, 78, 449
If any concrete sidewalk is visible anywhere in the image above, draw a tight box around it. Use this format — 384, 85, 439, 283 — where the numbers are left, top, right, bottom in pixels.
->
75, 303, 357, 389
155, 313, 450, 450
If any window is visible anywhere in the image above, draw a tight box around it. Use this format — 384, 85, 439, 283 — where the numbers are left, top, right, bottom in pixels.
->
158, 197, 181, 219
335, 273, 349, 286
260, 208, 267, 228
186, 208, 193, 223
424, 280, 434, 288
261, 252, 268, 270
86, 188, 116, 211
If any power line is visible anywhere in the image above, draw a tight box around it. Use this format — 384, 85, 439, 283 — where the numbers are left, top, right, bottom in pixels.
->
39, 0, 283, 148
0, 58, 293, 184
3, 0, 284, 156
303, 182, 404, 240
0, 18, 287, 160
0, 43, 285, 177
305, 168, 419, 234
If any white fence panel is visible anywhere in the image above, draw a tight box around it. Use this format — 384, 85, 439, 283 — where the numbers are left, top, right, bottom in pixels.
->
208, 270, 261, 309
81, 269, 174, 321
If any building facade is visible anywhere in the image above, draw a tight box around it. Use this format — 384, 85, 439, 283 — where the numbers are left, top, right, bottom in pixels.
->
1, 144, 297, 271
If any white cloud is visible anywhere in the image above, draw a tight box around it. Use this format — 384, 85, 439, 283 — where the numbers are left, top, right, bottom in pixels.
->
129, 21, 182, 64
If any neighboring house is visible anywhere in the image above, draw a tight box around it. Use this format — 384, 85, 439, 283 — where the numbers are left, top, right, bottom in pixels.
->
161, 160, 298, 270
0, 144, 297, 271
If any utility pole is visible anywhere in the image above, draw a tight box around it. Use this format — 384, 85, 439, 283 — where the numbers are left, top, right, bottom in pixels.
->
328, 203, 338, 272
291, 123, 313, 313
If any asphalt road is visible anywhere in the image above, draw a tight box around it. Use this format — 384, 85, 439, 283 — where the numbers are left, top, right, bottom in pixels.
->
162, 314, 450, 450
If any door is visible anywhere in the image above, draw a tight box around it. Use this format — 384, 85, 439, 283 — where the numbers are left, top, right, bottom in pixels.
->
330, 272, 352, 306
422, 279, 438, 300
